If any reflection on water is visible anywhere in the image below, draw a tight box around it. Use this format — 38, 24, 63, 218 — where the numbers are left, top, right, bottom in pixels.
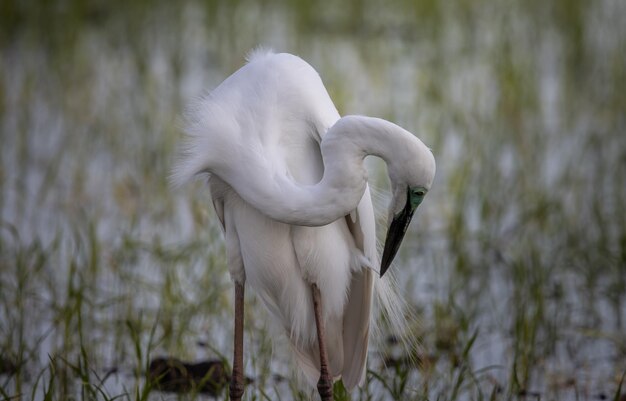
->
1, 1, 625, 399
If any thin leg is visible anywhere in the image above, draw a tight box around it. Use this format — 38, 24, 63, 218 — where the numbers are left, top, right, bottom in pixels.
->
311, 283, 334, 401
230, 282, 245, 401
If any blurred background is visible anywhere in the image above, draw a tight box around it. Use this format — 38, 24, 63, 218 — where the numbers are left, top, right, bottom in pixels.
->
1, 0, 625, 400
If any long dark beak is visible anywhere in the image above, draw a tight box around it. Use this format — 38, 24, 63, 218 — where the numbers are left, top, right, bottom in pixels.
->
380, 190, 418, 277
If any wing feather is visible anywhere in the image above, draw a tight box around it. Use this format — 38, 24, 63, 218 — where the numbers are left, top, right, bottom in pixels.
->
341, 187, 377, 389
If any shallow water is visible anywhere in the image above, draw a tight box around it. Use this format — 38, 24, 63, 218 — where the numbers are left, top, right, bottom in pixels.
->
1, 1, 625, 400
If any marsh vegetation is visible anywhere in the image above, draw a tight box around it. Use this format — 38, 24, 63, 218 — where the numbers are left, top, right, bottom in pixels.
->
1, 0, 625, 399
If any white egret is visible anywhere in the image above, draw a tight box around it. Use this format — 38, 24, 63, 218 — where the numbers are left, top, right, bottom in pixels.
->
172, 50, 435, 401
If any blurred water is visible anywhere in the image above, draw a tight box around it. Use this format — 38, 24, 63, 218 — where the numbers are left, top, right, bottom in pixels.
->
1, 1, 625, 400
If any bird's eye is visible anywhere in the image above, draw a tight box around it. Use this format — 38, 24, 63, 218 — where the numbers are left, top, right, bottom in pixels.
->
413, 189, 425, 197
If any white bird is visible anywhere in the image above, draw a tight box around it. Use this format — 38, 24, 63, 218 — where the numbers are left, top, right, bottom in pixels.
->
172, 50, 435, 401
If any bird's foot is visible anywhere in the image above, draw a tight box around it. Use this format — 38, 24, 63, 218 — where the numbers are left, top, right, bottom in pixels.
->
316, 375, 334, 401
229, 375, 244, 401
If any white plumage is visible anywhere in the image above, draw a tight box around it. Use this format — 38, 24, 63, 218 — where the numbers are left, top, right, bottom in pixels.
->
173, 50, 435, 394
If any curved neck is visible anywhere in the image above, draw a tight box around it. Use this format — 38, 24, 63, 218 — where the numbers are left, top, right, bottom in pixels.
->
223, 115, 416, 226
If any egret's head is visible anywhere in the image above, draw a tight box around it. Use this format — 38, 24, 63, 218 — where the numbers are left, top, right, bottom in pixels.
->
380, 138, 435, 277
